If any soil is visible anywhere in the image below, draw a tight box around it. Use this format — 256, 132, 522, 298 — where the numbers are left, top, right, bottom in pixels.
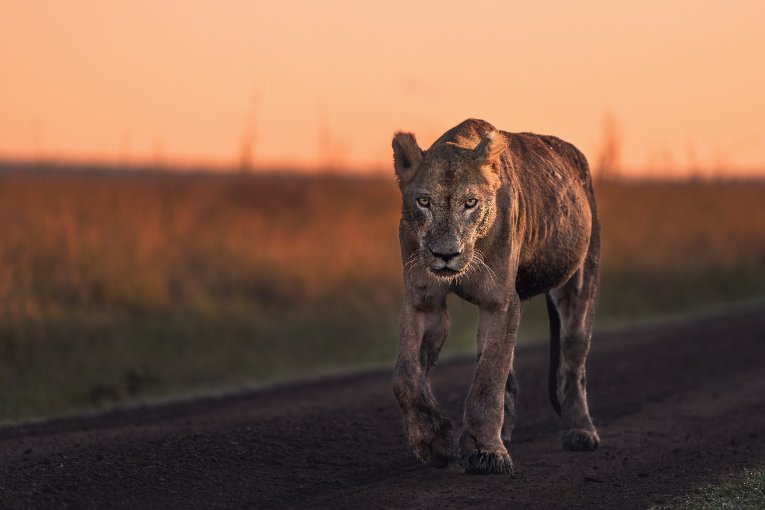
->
2, 303, 765, 509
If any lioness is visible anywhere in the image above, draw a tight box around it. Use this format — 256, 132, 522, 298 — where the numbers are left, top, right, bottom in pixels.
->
392, 119, 600, 475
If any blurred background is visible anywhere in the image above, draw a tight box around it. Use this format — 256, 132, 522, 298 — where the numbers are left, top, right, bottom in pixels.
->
1, 0, 764, 424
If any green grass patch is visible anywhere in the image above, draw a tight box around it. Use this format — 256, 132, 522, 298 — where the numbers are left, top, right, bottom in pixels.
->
2, 267, 764, 425
654, 467, 765, 510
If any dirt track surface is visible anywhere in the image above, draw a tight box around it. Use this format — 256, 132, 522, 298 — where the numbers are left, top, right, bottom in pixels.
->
2, 304, 765, 509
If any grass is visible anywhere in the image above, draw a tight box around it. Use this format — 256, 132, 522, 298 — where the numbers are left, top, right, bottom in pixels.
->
1, 164, 764, 423
654, 467, 765, 509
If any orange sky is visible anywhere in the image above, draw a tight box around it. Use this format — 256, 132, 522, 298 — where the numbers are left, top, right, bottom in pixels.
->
1, 0, 764, 176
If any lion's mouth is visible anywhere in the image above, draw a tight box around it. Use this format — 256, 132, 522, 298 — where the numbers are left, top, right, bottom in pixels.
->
428, 266, 463, 278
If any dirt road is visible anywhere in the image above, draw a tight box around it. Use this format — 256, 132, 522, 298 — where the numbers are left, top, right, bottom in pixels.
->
2, 303, 765, 509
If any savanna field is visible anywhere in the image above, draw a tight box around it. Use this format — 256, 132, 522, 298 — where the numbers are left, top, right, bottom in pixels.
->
1, 165, 765, 424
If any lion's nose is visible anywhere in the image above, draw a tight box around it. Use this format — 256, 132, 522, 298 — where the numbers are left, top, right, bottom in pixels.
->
430, 248, 461, 262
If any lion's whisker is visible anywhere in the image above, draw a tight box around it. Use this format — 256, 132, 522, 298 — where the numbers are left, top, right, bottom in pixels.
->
471, 249, 498, 286
405, 248, 424, 271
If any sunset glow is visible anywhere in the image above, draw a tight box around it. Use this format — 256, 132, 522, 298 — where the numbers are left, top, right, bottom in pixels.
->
1, 0, 764, 176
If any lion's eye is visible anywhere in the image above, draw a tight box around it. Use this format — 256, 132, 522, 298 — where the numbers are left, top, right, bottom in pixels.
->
417, 197, 431, 208
465, 198, 478, 209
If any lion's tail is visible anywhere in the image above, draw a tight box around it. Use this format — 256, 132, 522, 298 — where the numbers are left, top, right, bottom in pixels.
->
546, 293, 562, 416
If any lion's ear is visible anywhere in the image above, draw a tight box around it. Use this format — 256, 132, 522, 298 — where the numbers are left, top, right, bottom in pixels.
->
473, 130, 507, 190
392, 131, 422, 188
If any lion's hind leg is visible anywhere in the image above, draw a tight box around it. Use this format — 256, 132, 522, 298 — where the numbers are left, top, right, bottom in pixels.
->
547, 263, 600, 451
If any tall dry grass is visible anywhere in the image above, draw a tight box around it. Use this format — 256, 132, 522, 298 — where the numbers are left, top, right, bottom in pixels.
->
0, 167, 764, 422
595, 180, 765, 315
2, 172, 763, 321
0, 172, 403, 322
598, 180, 765, 273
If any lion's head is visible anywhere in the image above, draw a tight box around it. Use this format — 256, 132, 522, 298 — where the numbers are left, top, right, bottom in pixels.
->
393, 129, 507, 280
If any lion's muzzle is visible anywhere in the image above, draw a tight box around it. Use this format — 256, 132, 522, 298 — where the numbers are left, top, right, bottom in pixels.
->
426, 246, 470, 278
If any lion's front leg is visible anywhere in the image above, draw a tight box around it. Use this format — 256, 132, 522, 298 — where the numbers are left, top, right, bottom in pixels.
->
392, 300, 455, 468
460, 296, 521, 475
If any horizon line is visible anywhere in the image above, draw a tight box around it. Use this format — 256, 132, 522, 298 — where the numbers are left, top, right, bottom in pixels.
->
2, 157, 765, 183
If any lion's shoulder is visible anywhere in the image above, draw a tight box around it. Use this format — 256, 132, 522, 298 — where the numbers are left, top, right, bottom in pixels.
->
430, 119, 497, 150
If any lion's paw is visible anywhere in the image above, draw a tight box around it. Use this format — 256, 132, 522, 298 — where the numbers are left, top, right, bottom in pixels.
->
409, 415, 456, 468
412, 433, 457, 468
561, 427, 600, 451
462, 450, 514, 475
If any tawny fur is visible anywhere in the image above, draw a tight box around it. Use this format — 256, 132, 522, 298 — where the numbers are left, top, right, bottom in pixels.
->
392, 119, 600, 475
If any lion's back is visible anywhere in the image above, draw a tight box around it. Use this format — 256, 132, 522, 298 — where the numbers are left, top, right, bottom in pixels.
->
504, 132, 592, 187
